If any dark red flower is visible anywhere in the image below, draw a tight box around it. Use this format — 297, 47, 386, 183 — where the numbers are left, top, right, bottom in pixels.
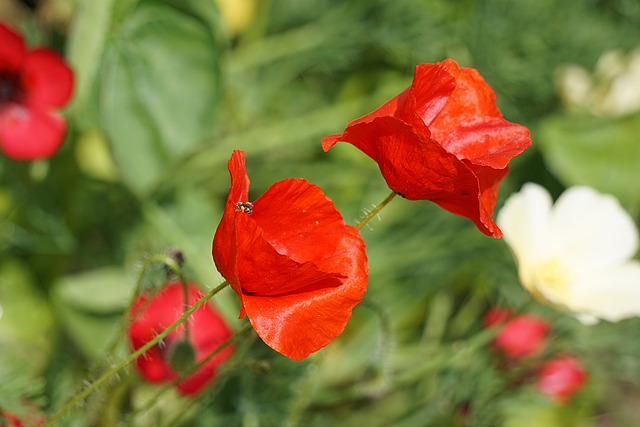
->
0, 22, 73, 160
128, 282, 233, 396
212, 150, 368, 361
492, 314, 549, 359
322, 59, 531, 238
537, 355, 587, 403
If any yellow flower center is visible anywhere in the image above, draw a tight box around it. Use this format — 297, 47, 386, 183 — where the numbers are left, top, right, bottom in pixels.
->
529, 259, 572, 304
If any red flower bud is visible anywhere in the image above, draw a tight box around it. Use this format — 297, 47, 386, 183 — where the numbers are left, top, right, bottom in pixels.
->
537, 355, 587, 403
127, 282, 233, 396
212, 150, 368, 360
0, 22, 74, 160
493, 314, 549, 359
322, 59, 531, 237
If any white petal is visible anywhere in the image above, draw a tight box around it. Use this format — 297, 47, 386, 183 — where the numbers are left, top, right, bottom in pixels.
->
568, 261, 640, 322
497, 183, 553, 271
548, 186, 638, 270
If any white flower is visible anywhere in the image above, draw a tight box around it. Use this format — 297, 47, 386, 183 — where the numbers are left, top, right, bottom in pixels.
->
497, 183, 640, 323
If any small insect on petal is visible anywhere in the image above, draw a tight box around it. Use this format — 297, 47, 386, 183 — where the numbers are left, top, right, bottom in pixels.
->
235, 202, 253, 214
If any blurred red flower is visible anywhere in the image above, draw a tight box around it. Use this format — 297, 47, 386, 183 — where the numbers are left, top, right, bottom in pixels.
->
128, 282, 233, 396
483, 307, 513, 328
492, 314, 549, 359
212, 150, 368, 361
537, 355, 587, 403
0, 22, 73, 160
322, 59, 531, 238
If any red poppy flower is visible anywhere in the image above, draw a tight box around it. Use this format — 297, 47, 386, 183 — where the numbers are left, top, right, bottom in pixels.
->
492, 314, 549, 359
212, 150, 368, 361
322, 59, 531, 238
0, 22, 74, 160
537, 355, 587, 403
127, 282, 233, 396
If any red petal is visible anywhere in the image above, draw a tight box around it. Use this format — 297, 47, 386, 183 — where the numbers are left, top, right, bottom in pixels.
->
426, 60, 532, 167
252, 178, 345, 263
243, 227, 368, 360
213, 150, 251, 299
440, 118, 531, 169
0, 23, 26, 71
21, 48, 74, 108
233, 211, 345, 296
398, 62, 456, 127
0, 103, 66, 160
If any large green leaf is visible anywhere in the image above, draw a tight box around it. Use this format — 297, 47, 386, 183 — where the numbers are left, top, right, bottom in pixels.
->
537, 112, 640, 213
52, 267, 133, 359
99, 2, 221, 193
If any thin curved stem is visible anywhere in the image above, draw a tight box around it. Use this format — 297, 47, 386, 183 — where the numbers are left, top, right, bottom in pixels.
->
356, 191, 397, 231
43, 281, 229, 427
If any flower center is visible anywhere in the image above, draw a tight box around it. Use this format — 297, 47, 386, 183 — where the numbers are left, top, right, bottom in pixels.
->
531, 259, 572, 302
0, 71, 23, 104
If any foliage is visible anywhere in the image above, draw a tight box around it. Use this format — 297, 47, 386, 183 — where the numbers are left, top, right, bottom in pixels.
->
1, 0, 640, 425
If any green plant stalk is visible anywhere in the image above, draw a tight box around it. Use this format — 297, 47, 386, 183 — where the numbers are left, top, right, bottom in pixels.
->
356, 191, 397, 230
43, 281, 229, 426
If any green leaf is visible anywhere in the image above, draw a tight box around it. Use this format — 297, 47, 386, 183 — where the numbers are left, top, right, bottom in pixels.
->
66, 0, 117, 117
52, 267, 133, 359
537, 112, 640, 213
99, 3, 222, 193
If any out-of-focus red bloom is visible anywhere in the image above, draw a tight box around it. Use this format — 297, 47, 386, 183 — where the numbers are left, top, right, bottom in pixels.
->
537, 355, 587, 403
483, 307, 513, 328
322, 59, 531, 238
492, 314, 549, 359
212, 150, 368, 361
127, 282, 233, 396
0, 22, 73, 160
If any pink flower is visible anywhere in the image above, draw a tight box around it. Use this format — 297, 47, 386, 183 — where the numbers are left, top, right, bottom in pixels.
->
537, 355, 587, 403
492, 314, 549, 359
0, 22, 74, 160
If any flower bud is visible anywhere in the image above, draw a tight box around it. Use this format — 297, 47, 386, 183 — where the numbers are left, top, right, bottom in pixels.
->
493, 314, 549, 359
537, 355, 587, 403
168, 339, 197, 374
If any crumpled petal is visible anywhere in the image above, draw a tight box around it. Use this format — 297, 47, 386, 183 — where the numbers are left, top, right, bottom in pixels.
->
0, 103, 66, 160
243, 227, 368, 360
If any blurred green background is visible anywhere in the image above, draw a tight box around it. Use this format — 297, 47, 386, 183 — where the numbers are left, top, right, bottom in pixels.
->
1, 0, 640, 425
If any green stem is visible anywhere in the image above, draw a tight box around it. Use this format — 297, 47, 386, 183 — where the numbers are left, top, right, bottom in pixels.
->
43, 281, 230, 426
356, 191, 397, 231
104, 253, 182, 358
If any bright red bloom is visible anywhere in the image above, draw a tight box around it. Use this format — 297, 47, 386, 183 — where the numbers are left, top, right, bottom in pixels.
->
127, 282, 233, 396
212, 150, 368, 361
322, 59, 531, 238
0, 22, 74, 160
537, 355, 587, 403
492, 314, 549, 359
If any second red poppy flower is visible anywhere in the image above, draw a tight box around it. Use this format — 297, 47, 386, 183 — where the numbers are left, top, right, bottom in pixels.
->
322, 59, 532, 238
212, 150, 368, 361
